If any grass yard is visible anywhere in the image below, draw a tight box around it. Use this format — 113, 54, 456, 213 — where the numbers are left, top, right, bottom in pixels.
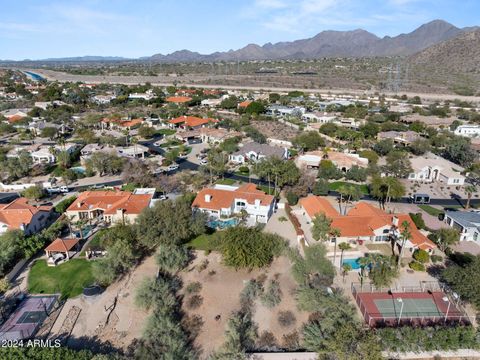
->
157, 129, 176, 136
328, 181, 369, 195
186, 232, 223, 251
418, 204, 445, 217
28, 259, 94, 299
216, 178, 236, 186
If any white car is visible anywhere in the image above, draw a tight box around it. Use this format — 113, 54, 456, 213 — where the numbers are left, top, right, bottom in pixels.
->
167, 164, 179, 171
48, 253, 66, 266
153, 140, 163, 147
200, 159, 208, 165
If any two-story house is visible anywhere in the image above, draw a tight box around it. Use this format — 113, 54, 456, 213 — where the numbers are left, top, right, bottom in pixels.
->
0, 197, 52, 235
192, 184, 275, 224
229, 142, 288, 164
444, 210, 480, 243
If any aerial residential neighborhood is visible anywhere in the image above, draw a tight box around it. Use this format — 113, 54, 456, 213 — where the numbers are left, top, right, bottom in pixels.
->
1, 1, 480, 360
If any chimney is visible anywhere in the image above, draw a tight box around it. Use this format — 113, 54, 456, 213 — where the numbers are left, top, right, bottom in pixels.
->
77, 201, 82, 208
255, 199, 261, 207
392, 216, 399, 227
205, 194, 212, 203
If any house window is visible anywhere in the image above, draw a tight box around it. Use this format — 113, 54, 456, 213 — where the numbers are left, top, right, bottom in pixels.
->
474, 232, 478, 241
236, 201, 246, 207
375, 235, 389, 242
382, 229, 389, 234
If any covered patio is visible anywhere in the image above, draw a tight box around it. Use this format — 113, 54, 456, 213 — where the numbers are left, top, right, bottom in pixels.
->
45, 238, 81, 265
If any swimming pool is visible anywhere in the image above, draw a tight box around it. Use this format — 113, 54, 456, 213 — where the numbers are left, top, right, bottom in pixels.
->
342, 257, 362, 270
71, 166, 86, 174
207, 218, 238, 229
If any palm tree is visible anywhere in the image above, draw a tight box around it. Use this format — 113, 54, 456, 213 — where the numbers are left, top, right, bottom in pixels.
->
338, 242, 351, 269
342, 263, 352, 283
358, 256, 371, 289
397, 220, 411, 267
331, 228, 341, 267
465, 185, 477, 210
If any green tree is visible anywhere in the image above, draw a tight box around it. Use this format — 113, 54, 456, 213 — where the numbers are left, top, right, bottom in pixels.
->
442, 255, 480, 308
443, 136, 476, 166
312, 179, 330, 196
40, 126, 57, 140
373, 139, 394, 156
384, 150, 412, 178
311, 213, 336, 242
370, 176, 405, 209
359, 122, 379, 138
465, 185, 477, 210
317, 159, 342, 180
245, 101, 265, 115
253, 157, 300, 193
429, 228, 460, 252
213, 226, 286, 269
22, 185, 45, 201
292, 131, 325, 152
155, 243, 190, 273
338, 242, 351, 269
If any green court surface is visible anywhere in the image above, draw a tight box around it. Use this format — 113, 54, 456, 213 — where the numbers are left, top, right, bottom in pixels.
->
17, 311, 47, 324
374, 298, 442, 317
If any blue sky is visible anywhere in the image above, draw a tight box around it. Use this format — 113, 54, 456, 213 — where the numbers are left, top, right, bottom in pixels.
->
1, 0, 478, 60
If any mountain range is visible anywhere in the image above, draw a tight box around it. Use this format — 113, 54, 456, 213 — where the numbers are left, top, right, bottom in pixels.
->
4, 20, 478, 63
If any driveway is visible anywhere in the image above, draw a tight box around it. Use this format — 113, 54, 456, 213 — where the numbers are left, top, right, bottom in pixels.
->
263, 208, 299, 248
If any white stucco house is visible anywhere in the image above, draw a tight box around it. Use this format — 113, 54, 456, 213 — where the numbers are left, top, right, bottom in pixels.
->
444, 211, 480, 243
192, 184, 275, 224
408, 153, 466, 185
454, 125, 480, 138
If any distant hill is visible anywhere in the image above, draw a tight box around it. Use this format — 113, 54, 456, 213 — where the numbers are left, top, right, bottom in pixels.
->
409, 29, 480, 74
148, 20, 477, 62
2, 20, 478, 63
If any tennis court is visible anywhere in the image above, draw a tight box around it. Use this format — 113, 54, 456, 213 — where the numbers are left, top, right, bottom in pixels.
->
0, 295, 58, 340
351, 283, 470, 327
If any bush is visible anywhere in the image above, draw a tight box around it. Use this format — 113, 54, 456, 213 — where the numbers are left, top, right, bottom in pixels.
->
185, 281, 202, 294
278, 310, 296, 327
409, 212, 426, 230
186, 294, 203, 309
213, 227, 286, 269
312, 179, 329, 196
409, 261, 425, 271
240, 279, 263, 307
260, 280, 282, 308
286, 191, 299, 205
54, 196, 77, 213
238, 166, 249, 174
430, 254, 443, 263
413, 249, 430, 264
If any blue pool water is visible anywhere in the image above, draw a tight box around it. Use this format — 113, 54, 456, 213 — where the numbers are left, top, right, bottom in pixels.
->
71, 166, 86, 174
207, 218, 238, 229
75, 225, 92, 239
24, 71, 45, 81
342, 257, 362, 270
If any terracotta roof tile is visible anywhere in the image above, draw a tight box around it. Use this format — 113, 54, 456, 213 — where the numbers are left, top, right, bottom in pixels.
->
192, 184, 274, 211
166, 96, 192, 103
45, 238, 80, 252
66, 191, 152, 215
0, 197, 52, 230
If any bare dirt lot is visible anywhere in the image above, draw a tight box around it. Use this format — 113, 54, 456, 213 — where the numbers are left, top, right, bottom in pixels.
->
251, 120, 300, 141
180, 252, 309, 359
48, 256, 158, 353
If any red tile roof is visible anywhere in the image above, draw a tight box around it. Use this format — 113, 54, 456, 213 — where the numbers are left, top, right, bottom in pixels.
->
192, 184, 274, 211
45, 238, 80, 252
0, 198, 52, 230
66, 191, 152, 216
166, 96, 192, 103
299, 197, 436, 250
169, 116, 217, 127
8, 115, 25, 123
238, 100, 252, 108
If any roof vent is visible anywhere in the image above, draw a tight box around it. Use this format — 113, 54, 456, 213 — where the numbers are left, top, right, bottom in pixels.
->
205, 194, 212, 203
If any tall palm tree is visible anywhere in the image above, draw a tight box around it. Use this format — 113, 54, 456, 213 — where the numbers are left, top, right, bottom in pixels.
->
397, 220, 411, 267
342, 263, 352, 283
338, 242, 351, 268
331, 228, 341, 266
465, 185, 477, 210
358, 256, 372, 289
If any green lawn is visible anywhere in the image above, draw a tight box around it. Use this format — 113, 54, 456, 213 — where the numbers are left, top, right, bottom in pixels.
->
28, 259, 94, 299
157, 129, 176, 136
216, 178, 236, 185
418, 204, 444, 217
328, 181, 369, 195
186, 232, 223, 251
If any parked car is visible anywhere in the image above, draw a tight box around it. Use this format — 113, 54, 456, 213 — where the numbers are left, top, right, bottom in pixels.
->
200, 159, 208, 165
46, 186, 70, 194
167, 163, 179, 171
48, 253, 66, 266
409, 193, 430, 204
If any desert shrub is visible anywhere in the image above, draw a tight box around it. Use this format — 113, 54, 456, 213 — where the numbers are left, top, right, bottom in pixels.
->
278, 310, 296, 327
186, 294, 203, 309
430, 254, 443, 263
257, 331, 278, 350
240, 279, 263, 308
260, 280, 282, 308
238, 166, 249, 174
413, 249, 430, 264
286, 191, 299, 205
185, 281, 202, 294
282, 331, 300, 350
409, 212, 426, 230
409, 261, 425, 271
